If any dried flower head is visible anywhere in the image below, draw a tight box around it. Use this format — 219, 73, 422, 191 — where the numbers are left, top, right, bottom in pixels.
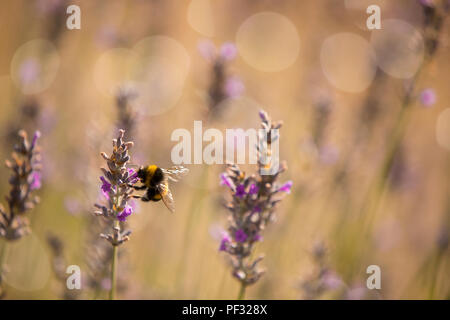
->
219, 110, 291, 293
0, 130, 42, 241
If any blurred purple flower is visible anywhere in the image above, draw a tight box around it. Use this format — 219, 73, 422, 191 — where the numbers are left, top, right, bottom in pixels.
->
220, 42, 237, 61
225, 76, 245, 98
100, 278, 112, 291
278, 181, 293, 194
419, 88, 436, 107
19, 58, 40, 86
117, 205, 133, 222
29, 171, 42, 190
35, 0, 65, 14
198, 39, 217, 61
346, 286, 367, 300
319, 145, 339, 165
235, 184, 246, 198
418, 0, 434, 7
235, 229, 248, 242
64, 197, 81, 215
322, 271, 343, 290
95, 26, 119, 48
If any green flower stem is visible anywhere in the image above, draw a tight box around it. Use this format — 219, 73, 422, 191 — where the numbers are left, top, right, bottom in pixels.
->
0, 241, 10, 275
237, 282, 246, 300
109, 221, 119, 300
0, 241, 10, 295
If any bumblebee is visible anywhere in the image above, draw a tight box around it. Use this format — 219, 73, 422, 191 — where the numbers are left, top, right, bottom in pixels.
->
130, 165, 188, 213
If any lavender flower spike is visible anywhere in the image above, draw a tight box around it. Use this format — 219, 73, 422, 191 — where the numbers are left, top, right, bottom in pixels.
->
218, 110, 291, 298
0, 130, 42, 241
94, 129, 135, 246
1, 130, 42, 298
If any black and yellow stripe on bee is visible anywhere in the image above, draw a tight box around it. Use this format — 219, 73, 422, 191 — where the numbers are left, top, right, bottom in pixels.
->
137, 165, 167, 202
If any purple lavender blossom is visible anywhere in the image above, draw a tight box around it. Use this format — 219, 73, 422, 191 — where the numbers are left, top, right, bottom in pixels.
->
251, 206, 262, 214
235, 184, 246, 198
219, 233, 231, 251
253, 234, 262, 242
1, 130, 42, 241
198, 39, 217, 61
220, 42, 237, 61
117, 205, 133, 222
248, 184, 259, 195
419, 88, 436, 107
29, 171, 42, 190
31, 130, 41, 150
278, 181, 293, 194
128, 168, 139, 184
225, 76, 245, 98
220, 173, 234, 190
218, 111, 290, 290
100, 176, 112, 199
235, 229, 248, 242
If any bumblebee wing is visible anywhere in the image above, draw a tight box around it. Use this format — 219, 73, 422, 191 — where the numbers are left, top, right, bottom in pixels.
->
162, 166, 189, 182
156, 182, 175, 213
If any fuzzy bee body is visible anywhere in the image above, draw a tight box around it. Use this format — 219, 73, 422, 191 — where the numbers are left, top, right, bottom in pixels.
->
131, 165, 188, 213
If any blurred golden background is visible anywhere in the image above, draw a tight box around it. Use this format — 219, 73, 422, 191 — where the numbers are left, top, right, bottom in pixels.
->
0, 0, 449, 299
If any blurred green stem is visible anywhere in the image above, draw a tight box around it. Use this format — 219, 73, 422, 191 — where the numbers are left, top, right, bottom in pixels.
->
176, 166, 209, 291
109, 222, 119, 300
360, 58, 429, 232
0, 241, 10, 275
0, 241, 10, 295
237, 282, 246, 300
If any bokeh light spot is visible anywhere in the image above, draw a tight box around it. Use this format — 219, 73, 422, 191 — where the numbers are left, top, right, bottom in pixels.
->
10, 39, 60, 94
93, 48, 135, 96
187, 0, 215, 37
236, 12, 300, 72
5, 233, 51, 291
320, 33, 376, 93
370, 19, 424, 79
436, 108, 450, 151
